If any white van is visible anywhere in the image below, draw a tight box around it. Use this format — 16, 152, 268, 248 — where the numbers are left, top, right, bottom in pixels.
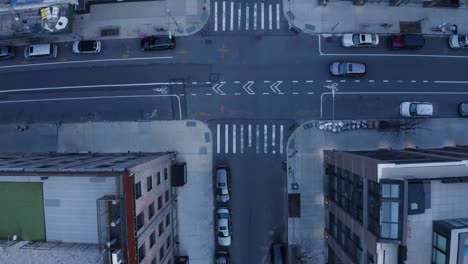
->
24, 44, 57, 59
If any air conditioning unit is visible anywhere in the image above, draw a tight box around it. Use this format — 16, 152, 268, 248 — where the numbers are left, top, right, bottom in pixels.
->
111, 249, 122, 264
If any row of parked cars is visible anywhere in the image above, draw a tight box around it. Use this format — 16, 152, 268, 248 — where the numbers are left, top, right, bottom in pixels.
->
399, 102, 468, 117
215, 166, 231, 264
341, 33, 468, 49
0, 32, 176, 60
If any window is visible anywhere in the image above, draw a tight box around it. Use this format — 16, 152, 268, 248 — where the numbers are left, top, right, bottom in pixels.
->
158, 196, 163, 210
164, 168, 168, 180
159, 246, 165, 261
148, 202, 155, 219
135, 181, 142, 199
137, 212, 144, 231
166, 213, 171, 227
138, 243, 145, 263
166, 235, 171, 249
151, 257, 157, 264
165, 190, 170, 203
382, 184, 399, 198
150, 231, 156, 248
159, 222, 164, 237
157, 172, 161, 185
147, 176, 153, 192
432, 232, 448, 264
367, 180, 381, 236
381, 201, 399, 239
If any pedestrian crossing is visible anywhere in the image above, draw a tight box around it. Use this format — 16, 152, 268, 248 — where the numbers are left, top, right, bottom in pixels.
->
212, 0, 283, 32
215, 123, 288, 155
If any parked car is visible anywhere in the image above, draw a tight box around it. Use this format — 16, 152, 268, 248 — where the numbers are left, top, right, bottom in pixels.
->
216, 166, 230, 202
329, 62, 366, 77
0, 46, 14, 59
342, 33, 379, 47
458, 103, 468, 117
141, 33, 175, 51
400, 102, 433, 117
24, 43, 57, 59
270, 244, 287, 264
449, 35, 468, 48
215, 251, 230, 264
217, 207, 232, 246
72, 40, 101, 54
388, 34, 425, 50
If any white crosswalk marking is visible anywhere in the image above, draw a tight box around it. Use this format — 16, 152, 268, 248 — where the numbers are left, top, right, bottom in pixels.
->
213, 1, 282, 32
214, 2, 218, 31
217, 124, 221, 153
240, 125, 244, 153
216, 123, 286, 155
256, 125, 260, 154
225, 124, 229, 153
230, 2, 234, 31
261, 3, 264, 30
248, 124, 252, 147
280, 125, 284, 154
238, 2, 242, 30
276, 4, 280, 29
253, 3, 257, 31
222, 1, 226, 31
245, 3, 249, 30
269, 4, 272, 30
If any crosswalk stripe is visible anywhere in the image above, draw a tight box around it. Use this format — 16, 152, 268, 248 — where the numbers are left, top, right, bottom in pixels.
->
248, 124, 252, 147
230, 2, 234, 31
280, 125, 284, 154
272, 124, 276, 154
276, 4, 280, 29
240, 125, 244, 154
225, 124, 229, 153
253, 3, 257, 31
261, 3, 264, 30
214, 2, 218, 31
245, 3, 249, 30
217, 124, 220, 153
264, 124, 268, 153
222, 1, 226, 31
255, 125, 260, 154
232, 124, 236, 153
269, 4, 272, 30
238, 2, 242, 30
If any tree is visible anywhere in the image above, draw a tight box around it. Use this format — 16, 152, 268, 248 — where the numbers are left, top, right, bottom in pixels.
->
293, 237, 325, 264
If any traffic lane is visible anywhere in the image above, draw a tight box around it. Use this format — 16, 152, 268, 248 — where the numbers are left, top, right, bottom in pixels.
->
319, 34, 468, 56
0, 95, 175, 123
321, 93, 468, 119
0, 63, 212, 91
215, 153, 287, 264
186, 93, 321, 121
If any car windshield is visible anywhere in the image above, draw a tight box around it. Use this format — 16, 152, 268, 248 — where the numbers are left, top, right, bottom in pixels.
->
218, 231, 228, 237
409, 103, 418, 115
218, 212, 229, 218
371, 35, 377, 42
352, 34, 360, 44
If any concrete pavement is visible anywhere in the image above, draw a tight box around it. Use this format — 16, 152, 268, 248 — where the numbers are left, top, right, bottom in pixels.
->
286, 118, 468, 262
283, 0, 468, 35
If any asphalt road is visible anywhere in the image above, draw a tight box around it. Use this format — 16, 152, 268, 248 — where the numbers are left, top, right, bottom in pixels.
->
2, 33, 468, 263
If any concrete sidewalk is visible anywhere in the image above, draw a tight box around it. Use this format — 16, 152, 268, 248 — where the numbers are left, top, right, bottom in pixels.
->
283, 0, 468, 35
72, 0, 210, 39
286, 118, 468, 262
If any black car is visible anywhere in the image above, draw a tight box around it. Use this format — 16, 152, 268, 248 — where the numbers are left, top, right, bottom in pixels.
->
215, 251, 230, 264
0, 46, 14, 59
388, 34, 425, 50
141, 33, 175, 51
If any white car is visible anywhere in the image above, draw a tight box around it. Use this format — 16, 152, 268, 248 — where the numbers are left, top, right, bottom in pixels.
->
216, 167, 230, 202
72, 40, 101, 54
329, 62, 366, 77
400, 102, 433, 117
217, 207, 232, 246
342, 33, 379, 47
449, 35, 468, 48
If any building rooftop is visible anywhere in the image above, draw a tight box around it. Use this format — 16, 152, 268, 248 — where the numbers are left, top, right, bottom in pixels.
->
0, 153, 166, 173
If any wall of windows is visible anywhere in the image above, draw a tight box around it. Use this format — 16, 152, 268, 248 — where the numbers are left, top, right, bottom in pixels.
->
367, 180, 381, 236
380, 183, 402, 240
328, 211, 363, 264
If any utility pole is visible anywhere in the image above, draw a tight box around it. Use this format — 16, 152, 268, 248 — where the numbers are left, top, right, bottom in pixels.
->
166, 9, 183, 33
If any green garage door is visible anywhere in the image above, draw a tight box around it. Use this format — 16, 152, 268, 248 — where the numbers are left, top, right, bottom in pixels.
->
0, 182, 45, 241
